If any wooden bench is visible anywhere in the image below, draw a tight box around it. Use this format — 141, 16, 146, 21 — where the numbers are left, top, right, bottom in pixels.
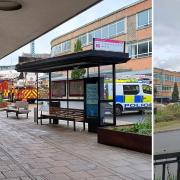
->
5, 101, 31, 119
40, 107, 85, 131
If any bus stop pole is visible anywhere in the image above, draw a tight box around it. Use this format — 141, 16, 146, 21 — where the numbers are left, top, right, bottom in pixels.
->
87, 68, 89, 78
49, 72, 53, 124
98, 65, 101, 127
67, 70, 69, 126
112, 64, 116, 126
49, 72, 51, 102
49, 72, 51, 117
36, 73, 38, 124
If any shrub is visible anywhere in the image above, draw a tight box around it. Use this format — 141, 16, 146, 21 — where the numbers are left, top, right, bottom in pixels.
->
112, 113, 152, 136
155, 103, 180, 122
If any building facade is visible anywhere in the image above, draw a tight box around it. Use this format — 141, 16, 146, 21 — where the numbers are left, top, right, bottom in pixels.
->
50, 0, 152, 75
154, 68, 180, 102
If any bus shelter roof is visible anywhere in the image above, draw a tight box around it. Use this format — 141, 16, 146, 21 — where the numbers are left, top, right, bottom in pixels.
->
16, 50, 130, 73
0, 0, 101, 59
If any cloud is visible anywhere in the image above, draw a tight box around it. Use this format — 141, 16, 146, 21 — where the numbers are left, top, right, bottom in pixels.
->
154, 56, 180, 71
154, 0, 180, 71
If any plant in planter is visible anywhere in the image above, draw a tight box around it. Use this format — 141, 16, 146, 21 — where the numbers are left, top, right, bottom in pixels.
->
114, 117, 152, 136
98, 112, 152, 154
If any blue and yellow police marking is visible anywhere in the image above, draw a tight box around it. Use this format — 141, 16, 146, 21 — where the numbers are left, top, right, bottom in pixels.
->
143, 95, 152, 103
125, 95, 134, 103
116, 95, 151, 103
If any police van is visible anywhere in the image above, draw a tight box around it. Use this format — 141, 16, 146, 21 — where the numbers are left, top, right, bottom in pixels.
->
105, 80, 152, 115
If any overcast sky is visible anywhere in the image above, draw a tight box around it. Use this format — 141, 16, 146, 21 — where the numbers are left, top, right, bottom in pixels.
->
0, 0, 138, 66
154, 0, 180, 71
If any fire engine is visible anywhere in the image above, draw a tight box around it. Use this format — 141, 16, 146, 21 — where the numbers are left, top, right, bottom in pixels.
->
14, 86, 38, 103
0, 80, 38, 103
0, 80, 10, 98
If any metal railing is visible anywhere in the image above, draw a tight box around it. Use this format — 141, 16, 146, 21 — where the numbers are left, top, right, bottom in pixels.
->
154, 152, 180, 180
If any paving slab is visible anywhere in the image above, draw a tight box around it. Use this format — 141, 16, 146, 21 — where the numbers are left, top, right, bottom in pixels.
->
0, 110, 151, 180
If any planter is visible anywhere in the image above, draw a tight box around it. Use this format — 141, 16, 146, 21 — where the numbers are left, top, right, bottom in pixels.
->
98, 126, 151, 154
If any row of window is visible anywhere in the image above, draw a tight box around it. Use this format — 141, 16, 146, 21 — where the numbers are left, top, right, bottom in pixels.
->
51, 8, 152, 57
87, 18, 126, 45
155, 85, 180, 93
51, 39, 152, 59
163, 86, 173, 92
51, 17, 126, 56
154, 73, 180, 82
155, 85, 172, 92
127, 40, 152, 58
51, 40, 71, 56
78, 8, 152, 47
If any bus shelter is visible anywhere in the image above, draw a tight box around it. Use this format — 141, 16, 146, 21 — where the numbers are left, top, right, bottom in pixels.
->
16, 50, 130, 132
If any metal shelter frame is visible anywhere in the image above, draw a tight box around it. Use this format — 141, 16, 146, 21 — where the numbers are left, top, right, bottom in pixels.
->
16, 50, 130, 129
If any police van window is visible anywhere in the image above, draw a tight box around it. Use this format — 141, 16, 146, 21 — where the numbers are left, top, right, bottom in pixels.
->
142, 85, 152, 94
123, 85, 139, 95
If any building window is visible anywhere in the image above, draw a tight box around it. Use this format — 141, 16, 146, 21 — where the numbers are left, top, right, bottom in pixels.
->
156, 85, 162, 92
128, 43, 137, 58
78, 34, 87, 47
175, 77, 180, 82
61, 40, 71, 52
95, 29, 101, 38
66, 41, 71, 51
109, 23, 116, 37
137, 9, 152, 29
56, 44, 61, 54
149, 9, 152, 24
154, 73, 160, 79
117, 19, 125, 34
88, 31, 94, 44
149, 41, 152, 55
127, 40, 152, 59
101, 26, 109, 39
138, 41, 149, 57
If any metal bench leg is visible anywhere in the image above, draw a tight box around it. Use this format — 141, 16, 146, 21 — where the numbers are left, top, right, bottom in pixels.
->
27, 113, 28, 119
83, 121, 85, 131
16, 112, 19, 119
6, 111, 8, 118
49, 118, 52, 124
40, 117, 42, 125
73, 121, 76, 131
67, 121, 69, 126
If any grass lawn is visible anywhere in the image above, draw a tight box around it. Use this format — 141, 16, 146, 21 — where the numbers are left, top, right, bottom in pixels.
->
155, 119, 180, 132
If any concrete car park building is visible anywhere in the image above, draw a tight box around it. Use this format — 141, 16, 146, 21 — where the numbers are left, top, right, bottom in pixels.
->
50, 0, 152, 76
154, 68, 180, 102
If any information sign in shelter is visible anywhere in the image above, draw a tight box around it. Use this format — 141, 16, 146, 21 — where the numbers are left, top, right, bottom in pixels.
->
86, 83, 98, 117
52, 81, 66, 98
69, 80, 84, 97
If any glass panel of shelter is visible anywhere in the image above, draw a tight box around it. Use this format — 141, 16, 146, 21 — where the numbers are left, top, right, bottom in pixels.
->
36, 65, 116, 129
37, 72, 50, 119
99, 65, 115, 126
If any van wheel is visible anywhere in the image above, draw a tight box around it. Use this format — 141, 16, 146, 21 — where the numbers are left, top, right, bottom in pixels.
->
139, 110, 145, 114
116, 105, 123, 116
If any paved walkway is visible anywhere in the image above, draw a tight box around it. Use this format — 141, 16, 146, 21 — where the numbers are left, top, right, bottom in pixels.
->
0, 111, 151, 180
